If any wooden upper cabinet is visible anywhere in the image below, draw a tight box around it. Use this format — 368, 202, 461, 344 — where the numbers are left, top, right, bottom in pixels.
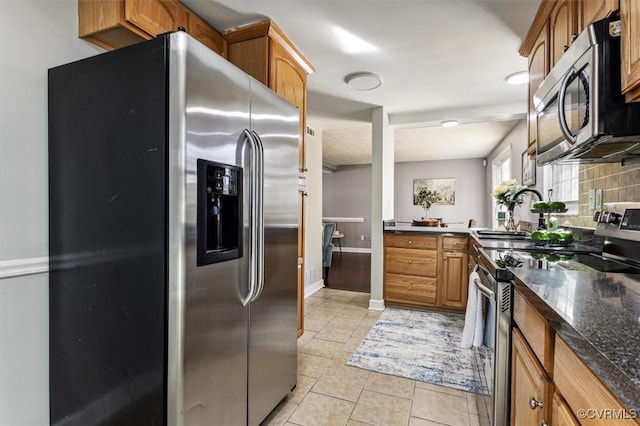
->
579, 0, 619, 31
78, 0, 227, 57
549, 0, 578, 67
125, 0, 187, 38
186, 10, 227, 57
225, 20, 314, 171
621, 0, 640, 102
527, 21, 550, 155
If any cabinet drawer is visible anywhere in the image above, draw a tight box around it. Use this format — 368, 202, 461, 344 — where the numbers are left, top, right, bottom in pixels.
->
385, 234, 437, 250
513, 290, 554, 372
554, 335, 636, 425
442, 236, 468, 251
385, 247, 437, 277
385, 274, 437, 305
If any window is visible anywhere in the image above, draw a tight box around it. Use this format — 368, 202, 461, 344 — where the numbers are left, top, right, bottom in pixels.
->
543, 163, 579, 213
491, 147, 511, 227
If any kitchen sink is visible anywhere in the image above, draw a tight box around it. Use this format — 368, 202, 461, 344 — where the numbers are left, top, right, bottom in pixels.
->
475, 230, 529, 240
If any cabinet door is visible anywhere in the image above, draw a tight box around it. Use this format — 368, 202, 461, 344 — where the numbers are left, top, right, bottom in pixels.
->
621, 0, 640, 102
550, 0, 578, 67
270, 42, 307, 171
511, 329, 551, 426
440, 251, 468, 309
186, 11, 226, 57
528, 21, 550, 155
579, 0, 619, 32
552, 392, 580, 426
125, 0, 188, 37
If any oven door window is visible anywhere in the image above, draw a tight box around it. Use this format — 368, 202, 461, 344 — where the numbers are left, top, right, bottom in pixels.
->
537, 67, 589, 154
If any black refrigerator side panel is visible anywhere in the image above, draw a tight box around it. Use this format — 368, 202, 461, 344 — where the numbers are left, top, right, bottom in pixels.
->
49, 37, 168, 426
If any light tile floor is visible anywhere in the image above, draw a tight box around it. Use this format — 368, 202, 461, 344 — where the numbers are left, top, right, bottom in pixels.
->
261, 288, 491, 426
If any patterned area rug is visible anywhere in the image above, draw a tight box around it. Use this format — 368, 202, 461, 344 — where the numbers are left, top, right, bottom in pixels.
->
347, 307, 490, 394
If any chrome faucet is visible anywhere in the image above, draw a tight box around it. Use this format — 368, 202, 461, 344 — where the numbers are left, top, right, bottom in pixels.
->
508, 188, 546, 230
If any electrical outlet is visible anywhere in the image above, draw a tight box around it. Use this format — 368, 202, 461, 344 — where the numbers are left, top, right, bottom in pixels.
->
588, 189, 596, 209
595, 189, 603, 209
360, 234, 365, 241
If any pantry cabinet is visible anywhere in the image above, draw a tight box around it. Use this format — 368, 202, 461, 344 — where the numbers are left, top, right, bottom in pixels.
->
621, 0, 640, 102
78, 0, 226, 56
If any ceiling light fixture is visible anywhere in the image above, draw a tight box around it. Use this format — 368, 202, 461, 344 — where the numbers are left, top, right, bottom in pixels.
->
441, 120, 459, 128
334, 27, 377, 54
505, 71, 529, 85
345, 72, 382, 91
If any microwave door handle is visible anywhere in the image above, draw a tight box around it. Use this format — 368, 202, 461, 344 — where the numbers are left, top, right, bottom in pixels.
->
558, 68, 577, 144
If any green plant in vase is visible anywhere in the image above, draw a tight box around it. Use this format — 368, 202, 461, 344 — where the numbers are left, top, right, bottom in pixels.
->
416, 187, 442, 218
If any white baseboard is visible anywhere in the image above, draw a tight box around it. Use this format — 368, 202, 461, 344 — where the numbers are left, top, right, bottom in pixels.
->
332, 247, 372, 254
368, 298, 385, 311
0, 257, 49, 280
305, 279, 324, 298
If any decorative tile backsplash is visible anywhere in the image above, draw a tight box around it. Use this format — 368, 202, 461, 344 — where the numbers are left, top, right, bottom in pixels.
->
570, 162, 640, 228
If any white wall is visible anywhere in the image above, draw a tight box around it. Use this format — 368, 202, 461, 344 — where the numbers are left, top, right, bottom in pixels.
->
303, 132, 323, 293
0, 1, 103, 424
323, 165, 373, 249
394, 159, 488, 228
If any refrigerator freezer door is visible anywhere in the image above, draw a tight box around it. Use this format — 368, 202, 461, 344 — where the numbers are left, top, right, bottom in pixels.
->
167, 33, 252, 426
247, 82, 300, 425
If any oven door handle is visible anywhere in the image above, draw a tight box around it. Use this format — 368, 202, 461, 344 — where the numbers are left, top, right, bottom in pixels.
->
474, 277, 495, 299
472, 264, 496, 298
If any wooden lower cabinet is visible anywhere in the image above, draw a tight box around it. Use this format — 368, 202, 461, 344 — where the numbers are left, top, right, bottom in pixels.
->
439, 251, 468, 309
383, 233, 467, 310
553, 392, 580, 426
512, 328, 552, 426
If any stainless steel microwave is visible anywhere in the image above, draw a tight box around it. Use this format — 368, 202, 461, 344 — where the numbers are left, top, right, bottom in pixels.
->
534, 16, 640, 165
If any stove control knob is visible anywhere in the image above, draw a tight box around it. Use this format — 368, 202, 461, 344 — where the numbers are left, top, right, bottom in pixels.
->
593, 211, 602, 222
607, 212, 622, 224
600, 211, 610, 223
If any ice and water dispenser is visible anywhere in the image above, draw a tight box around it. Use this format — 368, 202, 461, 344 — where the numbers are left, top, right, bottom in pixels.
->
197, 159, 243, 266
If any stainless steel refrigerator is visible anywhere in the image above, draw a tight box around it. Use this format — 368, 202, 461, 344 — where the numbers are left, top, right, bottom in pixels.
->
48, 31, 299, 426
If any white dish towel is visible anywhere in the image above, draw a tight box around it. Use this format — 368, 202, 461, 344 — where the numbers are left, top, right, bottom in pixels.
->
460, 271, 484, 349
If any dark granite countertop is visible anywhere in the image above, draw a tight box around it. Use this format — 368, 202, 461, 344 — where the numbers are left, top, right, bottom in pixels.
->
510, 267, 640, 413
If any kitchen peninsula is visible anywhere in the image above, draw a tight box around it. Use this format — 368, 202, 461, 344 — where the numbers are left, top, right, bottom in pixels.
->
383, 223, 472, 311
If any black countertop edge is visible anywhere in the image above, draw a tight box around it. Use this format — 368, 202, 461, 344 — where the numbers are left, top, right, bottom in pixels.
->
513, 280, 640, 413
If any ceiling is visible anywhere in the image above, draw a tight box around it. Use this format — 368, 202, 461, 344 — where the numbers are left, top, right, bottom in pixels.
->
182, 0, 541, 166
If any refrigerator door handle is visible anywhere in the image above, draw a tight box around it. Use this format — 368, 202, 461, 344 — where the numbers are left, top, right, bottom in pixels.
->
250, 131, 265, 302
240, 129, 258, 306
241, 129, 264, 305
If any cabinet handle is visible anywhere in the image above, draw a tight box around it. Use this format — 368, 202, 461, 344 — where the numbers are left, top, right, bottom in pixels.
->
529, 396, 543, 410
408, 240, 413, 245
563, 44, 569, 52
541, 421, 548, 426
443, 256, 448, 260
453, 242, 458, 246
408, 286, 413, 290
408, 259, 413, 264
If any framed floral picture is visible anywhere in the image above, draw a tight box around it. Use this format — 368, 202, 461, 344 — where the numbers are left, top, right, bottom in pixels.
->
413, 178, 455, 205
522, 151, 536, 187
